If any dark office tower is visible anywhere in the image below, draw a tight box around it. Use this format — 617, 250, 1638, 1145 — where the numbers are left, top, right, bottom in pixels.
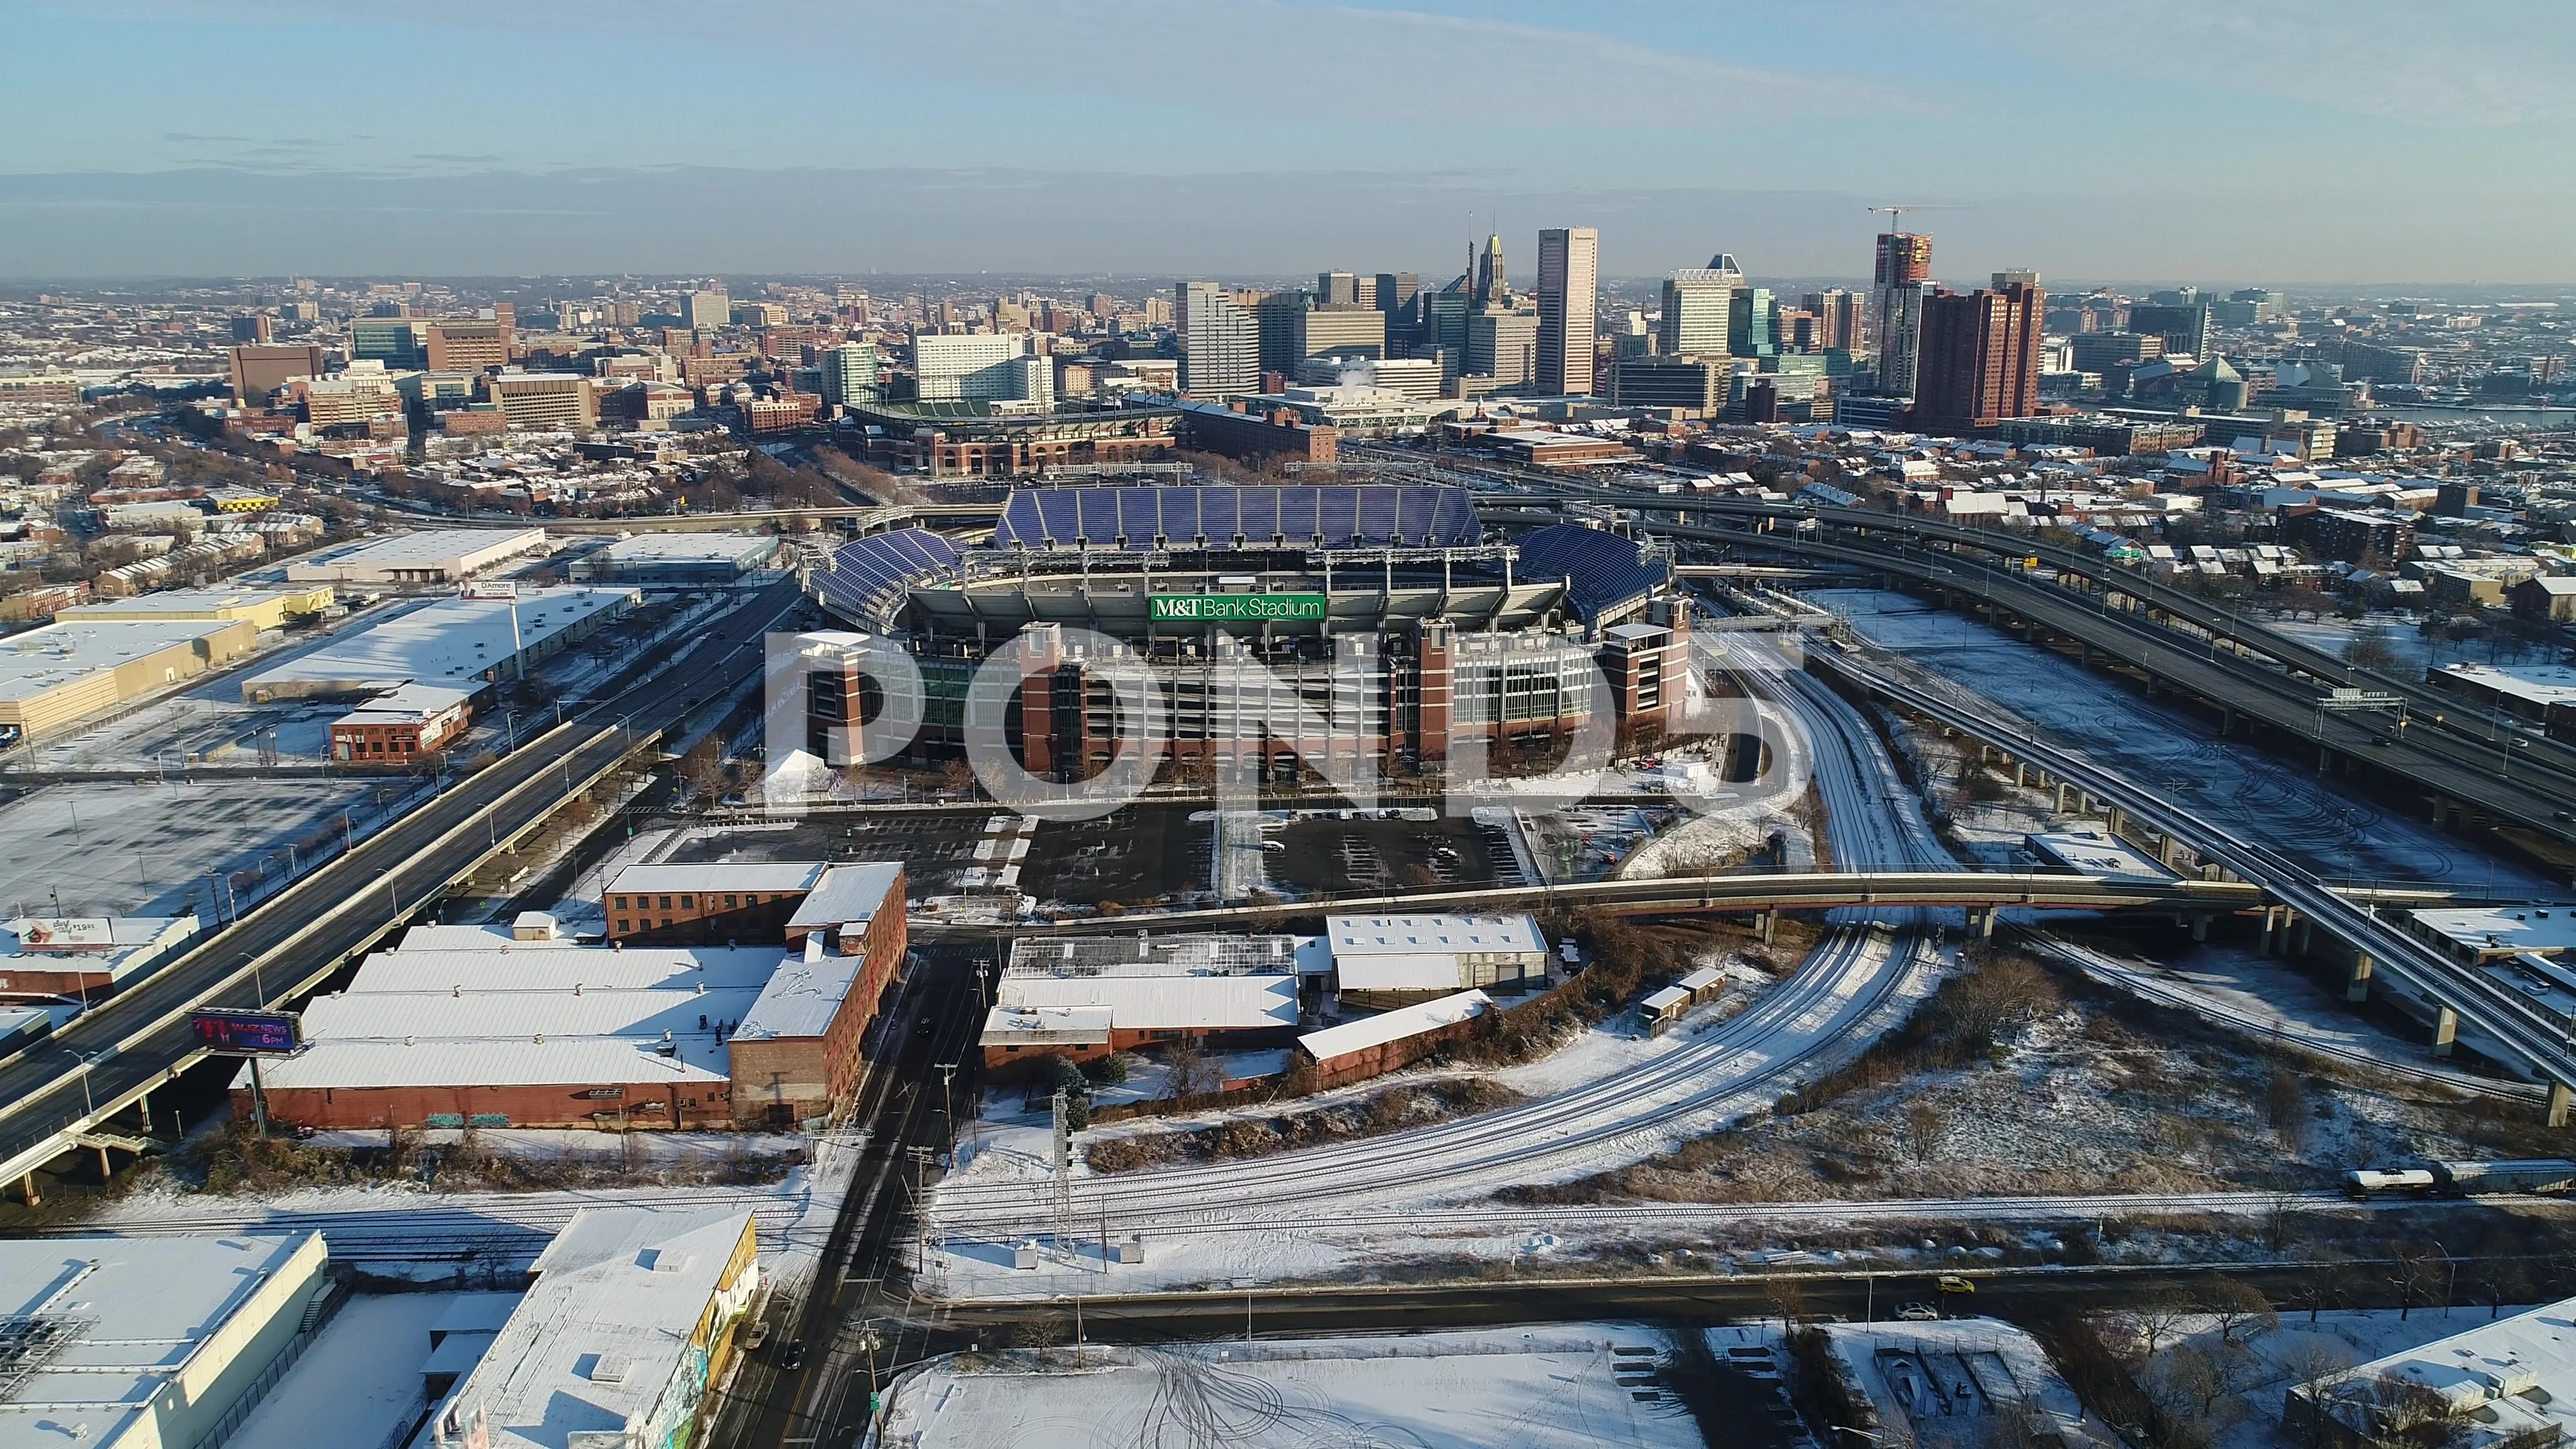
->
1911, 277, 2044, 436
2127, 301, 2212, 360
1475, 233, 1508, 309
1318, 272, 1359, 307
1801, 290, 1862, 353
1870, 231, 1934, 395
1536, 226, 1599, 396
1376, 272, 1420, 324
230, 314, 272, 343
1254, 290, 1311, 377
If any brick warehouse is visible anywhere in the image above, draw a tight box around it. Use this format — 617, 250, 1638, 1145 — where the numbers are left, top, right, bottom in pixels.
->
240, 864, 905, 1130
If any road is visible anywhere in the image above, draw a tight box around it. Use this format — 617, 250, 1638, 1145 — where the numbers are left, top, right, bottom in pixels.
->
926, 633, 1952, 1254
704, 943, 991, 1449
1807, 639, 2576, 1101
0, 579, 804, 1193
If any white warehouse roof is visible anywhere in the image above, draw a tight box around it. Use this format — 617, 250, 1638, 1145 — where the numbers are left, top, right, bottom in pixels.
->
1298, 988, 1493, 1063
239, 586, 637, 700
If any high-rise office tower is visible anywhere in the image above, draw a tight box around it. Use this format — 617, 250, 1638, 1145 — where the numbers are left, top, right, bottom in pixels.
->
2127, 300, 2212, 360
1474, 233, 1508, 309
1911, 276, 2044, 435
1177, 281, 1260, 396
1468, 311, 1540, 387
1729, 288, 1778, 358
1317, 272, 1359, 308
1536, 226, 1599, 396
1375, 272, 1420, 328
230, 314, 272, 343
1870, 231, 1934, 395
820, 341, 880, 409
1353, 277, 1378, 309
1801, 289, 1863, 353
1659, 256, 1742, 358
1254, 291, 1311, 378
687, 288, 731, 330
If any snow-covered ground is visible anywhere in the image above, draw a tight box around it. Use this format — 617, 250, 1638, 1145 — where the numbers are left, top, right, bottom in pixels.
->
876, 1325, 1709, 1449
230, 1291, 519, 1449
1822, 1316, 2114, 1449
1809, 590, 2558, 895
2142, 1306, 2547, 1449
925, 645, 1960, 1301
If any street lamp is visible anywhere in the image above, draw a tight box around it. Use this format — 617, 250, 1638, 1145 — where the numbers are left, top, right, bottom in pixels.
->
242, 951, 265, 1007
373, 867, 400, 918
69, 1047, 100, 1121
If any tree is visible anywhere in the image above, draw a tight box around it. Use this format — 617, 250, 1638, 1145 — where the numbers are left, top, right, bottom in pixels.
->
678, 737, 728, 802
2204, 1278, 2278, 1345
2345, 625, 2400, 672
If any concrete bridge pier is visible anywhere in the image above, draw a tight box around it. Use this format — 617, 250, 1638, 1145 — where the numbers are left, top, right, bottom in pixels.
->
2553, 1081, 2573, 1130
1756, 910, 1777, 945
2432, 1005, 2459, 1058
1966, 908, 1997, 940
15, 1173, 35, 1208
2219, 708, 2235, 736
2190, 914, 2210, 943
2347, 950, 2373, 1001
2257, 906, 2281, 954
2107, 806, 2127, 837
2054, 782, 2070, 813
2012, 762, 2027, 788
2294, 917, 2313, 958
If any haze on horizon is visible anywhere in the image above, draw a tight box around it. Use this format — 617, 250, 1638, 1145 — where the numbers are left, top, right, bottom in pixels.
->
3, 0, 2569, 284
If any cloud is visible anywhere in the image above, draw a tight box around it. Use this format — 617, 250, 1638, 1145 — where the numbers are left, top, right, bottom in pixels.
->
1954, 0, 2576, 127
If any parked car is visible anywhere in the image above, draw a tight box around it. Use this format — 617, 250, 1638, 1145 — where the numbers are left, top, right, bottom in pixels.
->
1894, 1303, 1940, 1322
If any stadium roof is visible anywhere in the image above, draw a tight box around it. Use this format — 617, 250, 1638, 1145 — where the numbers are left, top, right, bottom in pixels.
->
992, 484, 1479, 551
813, 528, 963, 630
1508, 523, 1669, 625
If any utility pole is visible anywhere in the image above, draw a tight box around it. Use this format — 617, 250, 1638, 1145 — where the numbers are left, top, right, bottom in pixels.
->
934, 1062, 957, 1167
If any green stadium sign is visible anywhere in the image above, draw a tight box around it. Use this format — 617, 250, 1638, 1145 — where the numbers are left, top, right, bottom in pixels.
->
1148, 593, 1328, 623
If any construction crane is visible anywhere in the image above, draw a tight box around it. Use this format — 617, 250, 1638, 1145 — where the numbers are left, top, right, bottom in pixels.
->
1866, 203, 1970, 227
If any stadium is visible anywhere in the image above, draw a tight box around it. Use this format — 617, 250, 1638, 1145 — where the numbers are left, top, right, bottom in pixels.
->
800, 482, 1695, 780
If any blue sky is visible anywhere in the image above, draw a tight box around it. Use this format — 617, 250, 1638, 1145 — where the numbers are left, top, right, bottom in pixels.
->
3, 0, 2568, 281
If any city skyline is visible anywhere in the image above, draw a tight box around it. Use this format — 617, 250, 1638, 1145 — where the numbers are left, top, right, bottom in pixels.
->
3, 0, 2571, 281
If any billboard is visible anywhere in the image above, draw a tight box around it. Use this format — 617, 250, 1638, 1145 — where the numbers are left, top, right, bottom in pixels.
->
1147, 593, 1327, 623
191, 1009, 301, 1055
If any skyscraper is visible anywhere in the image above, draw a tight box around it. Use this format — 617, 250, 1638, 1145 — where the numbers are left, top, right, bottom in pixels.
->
1474, 233, 1508, 309
1801, 289, 1863, 353
1177, 281, 1260, 397
2127, 300, 2212, 360
1870, 231, 1934, 396
686, 288, 731, 330
1911, 275, 2044, 435
1658, 257, 1742, 358
1317, 272, 1359, 307
1536, 226, 1599, 396
1375, 272, 1420, 335
820, 341, 879, 409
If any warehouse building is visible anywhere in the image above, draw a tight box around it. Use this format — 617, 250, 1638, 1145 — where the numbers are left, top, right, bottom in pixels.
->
0, 617, 259, 744
606, 861, 827, 945
977, 932, 1315, 1077
1297, 988, 1494, 1089
285, 527, 551, 586
248, 869, 904, 1130
582, 532, 781, 586
56, 584, 337, 632
426, 1207, 756, 1449
2282, 1295, 2576, 1449
0, 1230, 332, 1448
239, 585, 637, 701
328, 682, 474, 761
0, 913, 198, 998
1326, 912, 1548, 1008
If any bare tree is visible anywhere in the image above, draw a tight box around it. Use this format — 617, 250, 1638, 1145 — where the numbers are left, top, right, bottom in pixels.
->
2204, 1278, 2279, 1346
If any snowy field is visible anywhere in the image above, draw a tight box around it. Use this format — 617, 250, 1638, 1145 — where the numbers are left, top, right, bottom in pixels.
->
229, 1291, 519, 1449
877, 1326, 1708, 1449
1809, 590, 2559, 895
0, 775, 394, 918
1821, 1317, 2112, 1449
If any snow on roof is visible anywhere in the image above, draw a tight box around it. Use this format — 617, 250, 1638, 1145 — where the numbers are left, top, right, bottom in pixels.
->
1640, 985, 1691, 1013
1325, 913, 1544, 957
1334, 952, 1468, 992
242, 587, 637, 699
1298, 989, 1493, 1063
338, 945, 788, 995
783, 861, 902, 932
2412, 904, 2576, 958
979, 1004, 1116, 1046
608, 861, 827, 898
2296, 1297, 2576, 1445
0, 1232, 328, 1448
733, 946, 866, 1041
436, 1208, 756, 1449
996, 972, 1299, 1032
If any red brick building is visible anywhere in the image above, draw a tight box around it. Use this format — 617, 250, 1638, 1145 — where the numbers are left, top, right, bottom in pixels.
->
606, 863, 828, 945
330, 683, 472, 763
1910, 276, 2045, 437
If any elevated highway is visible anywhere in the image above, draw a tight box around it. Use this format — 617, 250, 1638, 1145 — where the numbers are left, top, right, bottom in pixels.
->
0, 580, 804, 1197
1810, 640, 2576, 1120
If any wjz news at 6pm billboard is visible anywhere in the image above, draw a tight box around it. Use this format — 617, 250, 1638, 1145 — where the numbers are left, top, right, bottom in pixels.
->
1147, 594, 1327, 623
